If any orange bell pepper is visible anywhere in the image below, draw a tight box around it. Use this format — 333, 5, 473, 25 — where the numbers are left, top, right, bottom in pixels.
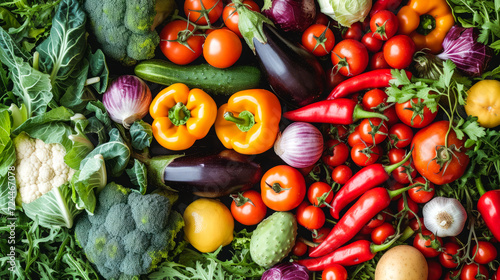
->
149, 83, 217, 151
397, 0, 454, 54
215, 89, 281, 155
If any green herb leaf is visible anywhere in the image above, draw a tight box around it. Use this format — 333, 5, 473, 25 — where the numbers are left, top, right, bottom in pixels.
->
126, 159, 147, 195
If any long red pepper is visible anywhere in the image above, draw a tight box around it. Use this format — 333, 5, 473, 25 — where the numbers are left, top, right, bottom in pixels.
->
282, 98, 387, 125
369, 0, 403, 17
330, 152, 412, 219
477, 189, 500, 241
298, 226, 415, 271
309, 186, 413, 258
327, 69, 413, 100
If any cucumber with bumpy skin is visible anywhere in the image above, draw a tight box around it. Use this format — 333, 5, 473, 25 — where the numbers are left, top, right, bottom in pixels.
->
134, 59, 262, 95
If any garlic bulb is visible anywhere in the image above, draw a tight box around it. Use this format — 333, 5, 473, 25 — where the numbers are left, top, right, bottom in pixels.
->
423, 197, 467, 237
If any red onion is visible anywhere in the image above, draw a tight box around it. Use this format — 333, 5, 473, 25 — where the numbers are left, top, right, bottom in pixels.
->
261, 262, 310, 280
262, 0, 316, 32
102, 75, 152, 129
274, 122, 323, 168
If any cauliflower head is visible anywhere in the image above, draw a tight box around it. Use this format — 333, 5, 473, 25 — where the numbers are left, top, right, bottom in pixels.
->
14, 133, 75, 204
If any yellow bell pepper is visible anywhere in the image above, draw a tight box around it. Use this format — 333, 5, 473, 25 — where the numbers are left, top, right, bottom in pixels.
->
215, 89, 281, 155
397, 0, 454, 54
149, 83, 217, 151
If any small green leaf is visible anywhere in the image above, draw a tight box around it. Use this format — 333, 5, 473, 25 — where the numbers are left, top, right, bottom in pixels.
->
130, 120, 153, 151
126, 159, 147, 195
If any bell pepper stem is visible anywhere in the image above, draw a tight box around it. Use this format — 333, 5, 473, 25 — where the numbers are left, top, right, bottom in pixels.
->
352, 105, 388, 122
417, 14, 436, 36
475, 178, 487, 196
224, 110, 255, 132
384, 150, 412, 174
168, 102, 191, 126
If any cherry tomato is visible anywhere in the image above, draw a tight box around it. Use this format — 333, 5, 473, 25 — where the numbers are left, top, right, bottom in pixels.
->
388, 123, 413, 148
397, 195, 419, 219
302, 24, 336, 56
392, 160, 417, 184
472, 241, 498, 264
369, 51, 391, 70
308, 181, 334, 207
332, 165, 352, 184
387, 147, 406, 164
366, 212, 386, 229
260, 165, 306, 211
371, 222, 396, 245
314, 13, 330, 26
370, 10, 399, 40
326, 66, 347, 92
351, 142, 381, 166
222, 0, 259, 37
361, 32, 383, 52
395, 98, 437, 128
409, 217, 426, 231
359, 118, 388, 145
184, 0, 223, 25
159, 20, 204, 65
439, 242, 461, 269
292, 240, 308, 257
460, 263, 489, 280
331, 39, 369, 77
312, 227, 331, 244
427, 260, 443, 280
413, 230, 443, 258
383, 105, 400, 127
323, 139, 350, 167
297, 204, 326, 230
387, 181, 405, 201
203, 29, 242, 68
362, 89, 388, 112
347, 126, 363, 147
408, 177, 435, 204
383, 34, 416, 69
342, 22, 364, 41
328, 125, 349, 140
444, 270, 460, 280
322, 264, 348, 280
230, 190, 267, 226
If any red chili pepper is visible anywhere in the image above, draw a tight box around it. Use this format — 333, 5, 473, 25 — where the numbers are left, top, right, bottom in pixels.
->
477, 189, 500, 241
309, 186, 413, 258
282, 98, 387, 125
327, 69, 413, 100
330, 152, 412, 219
369, 0, 403, 17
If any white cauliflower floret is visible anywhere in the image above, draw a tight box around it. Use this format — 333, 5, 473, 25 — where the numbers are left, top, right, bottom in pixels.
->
14, 133, 76, 204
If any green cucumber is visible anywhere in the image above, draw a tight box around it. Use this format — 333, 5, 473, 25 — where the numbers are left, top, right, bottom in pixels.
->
134, 59, 262, 95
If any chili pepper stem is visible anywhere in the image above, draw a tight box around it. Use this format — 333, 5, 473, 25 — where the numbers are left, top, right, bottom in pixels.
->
384, 149, 412, 173
224, 111, 256, 132
475, 177, 487, 196
399, 226, 415, 243
387, 184, 415, 199
352, 104, 388, 122
370, 231, 400, 253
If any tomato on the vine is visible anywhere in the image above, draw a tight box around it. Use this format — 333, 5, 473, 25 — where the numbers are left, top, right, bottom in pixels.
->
472, 241, 498, 264
307, 181, 334, 207
383, 105, 400, 127
439, 242, 460, 269
370, 10, 399, 40
260, 165, 306, 211
397, 196, 419, 219
302, 24, 336, 56
331, 39, 369, 77
388, 123, 413, 148
230, 190, 267, 226
297, 204, 326, 230
460, 263, 489, 280
222, 0, 260, 37
362, 89, 388, 112
323, 139, 350, 167
361, 32, 383, 53
351, 142, 381, 166
358, 118, 388, 145
408, 177, 435, 204
395, 98, 437, 128
314, 12, 330, 26
383, 34, 415, 69
371, 222, 395, 245
347, 126, 363, 147
342, 22, 364, 41
184, 0, 223, 25
322, 264, 348, 280
326, 67, 347, 92
413, 230, 443, 258
332, 165, 352, 184
203, 29, 242, 68
159, 20, 205, 65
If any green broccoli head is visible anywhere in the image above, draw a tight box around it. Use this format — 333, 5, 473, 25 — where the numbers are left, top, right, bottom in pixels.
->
123, 230, 150, 255
75, 214, 92, 248
128, 192, 169, 234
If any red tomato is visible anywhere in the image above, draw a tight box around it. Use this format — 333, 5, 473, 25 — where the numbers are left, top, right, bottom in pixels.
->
302, 24, 336, 56
297, 204, 326, 230
342, 22, 364, 41
388, 147, 406, 164
413, 230, 443, 258
370, 10, 399, 40
383, 105, 400, 127
323, 139, 350, 167
222, 0, 259, 37
326, 66, 347, 92
409, 217, 426, 231
328, 125, 349, 140
412, 121, 470, 185
392, 160, 417, 184
203, 29, 242, 68
260, 165, 306, 211
366, 212, 387, 229
408, 177, 435, 204
292, 240, 308, 257
397, 196, 419, 219
322, 264, 348, 280
362, 89, 388, 112
331, 39, 369, 77
312, 227, 331, 244
439, 242, 461, 269
383, 34, 416, 69
371, 222, 396, 245
460, 263, 489, 280
332, 165, 352, 184
361, 32, 384, 52
444, 270, 460, 280
159, 20, 205, 65
307, 181, 334, 207
388, 123, 413, 148
427, 260, 443, 280
230, 190, 267, 226
351, 142, 381, 167
472, 241, 498, 264
184, 0, 223, 25
395, 98, 437, 128
369, 51, 391, 70
387, 181, 405, 201
359, 118, 388, 145
347, 126, 363, 147
314, 13, 330, 26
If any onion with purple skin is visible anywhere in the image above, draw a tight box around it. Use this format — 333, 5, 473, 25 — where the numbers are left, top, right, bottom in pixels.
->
274, 122, 323, 168
102, 75, 152, 129
261, 262, 310, 280
261, 0, 316, 32
437, 26, 492, 77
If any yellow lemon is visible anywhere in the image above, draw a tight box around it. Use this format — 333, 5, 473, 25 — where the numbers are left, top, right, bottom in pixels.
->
183, 198, 234, 253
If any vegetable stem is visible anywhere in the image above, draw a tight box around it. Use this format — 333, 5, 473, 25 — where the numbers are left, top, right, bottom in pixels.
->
224, 110, 255, 132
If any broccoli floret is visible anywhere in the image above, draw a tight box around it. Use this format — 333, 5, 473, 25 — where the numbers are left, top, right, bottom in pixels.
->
105, 238, 126, 271
74, 214, 92, 248
85, 226, 109, 264
121, 253, 147, 276
83, 0, 176, 65
123, 230, 150, 254
89, 182, 129, 225
128, 192, 169, 234
105, 203, 135, 237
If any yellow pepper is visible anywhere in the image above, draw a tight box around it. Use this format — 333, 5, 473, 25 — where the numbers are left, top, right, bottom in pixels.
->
149, 83, 217, 151
215, 89, 281, 155
397, 0, 454, 54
